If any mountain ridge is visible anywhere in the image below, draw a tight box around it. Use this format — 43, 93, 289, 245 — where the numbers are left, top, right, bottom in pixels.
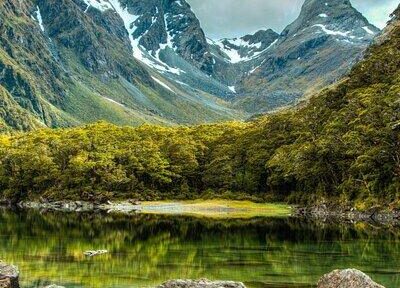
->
0, 0, 385, 130
233, 0, 380, 113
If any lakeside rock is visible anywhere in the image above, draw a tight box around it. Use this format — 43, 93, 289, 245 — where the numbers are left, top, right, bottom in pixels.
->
318, 269, 385, 288
17, 201, 96, 212
83, 250, 108, 257
0, 263, 19, 288
156, 279, 246, 288
295, 204, 400, 224
12, 200, 400, 225
0, 263, 387, 288
17, 201, 140, 214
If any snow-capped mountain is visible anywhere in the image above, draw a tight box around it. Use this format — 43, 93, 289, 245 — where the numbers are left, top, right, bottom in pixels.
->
0, 0, 383, 130
106, 0, 213, 75
77, 0, 380, 108
209, 29, 279, 64
234, 0, 380, 113
101, 0, 235, 98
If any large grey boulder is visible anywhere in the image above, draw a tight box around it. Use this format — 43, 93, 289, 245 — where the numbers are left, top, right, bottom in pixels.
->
0, 263, 19, 288
157, 279, 246, 288
317, 269, 385, 288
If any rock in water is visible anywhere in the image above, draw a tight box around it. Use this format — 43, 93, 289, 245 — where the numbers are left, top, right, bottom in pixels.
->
0, 263, 19, 288
317, 269, 385, 288
83, 250, 108, 257
157, 279, 246, 288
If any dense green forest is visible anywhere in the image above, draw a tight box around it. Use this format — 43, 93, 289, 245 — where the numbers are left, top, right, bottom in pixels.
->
0, 8, 399, 209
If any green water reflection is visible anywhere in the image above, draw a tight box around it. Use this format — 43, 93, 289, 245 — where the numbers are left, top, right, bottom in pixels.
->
0, 209, 399, 288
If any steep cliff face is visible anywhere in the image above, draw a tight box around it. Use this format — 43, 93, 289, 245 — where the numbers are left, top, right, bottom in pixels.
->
123, 0, 214, 74
39, 0, 150, 80
0, 0, 73, 130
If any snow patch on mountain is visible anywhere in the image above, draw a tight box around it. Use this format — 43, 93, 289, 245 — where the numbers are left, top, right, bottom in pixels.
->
313, 24, 353, 38
228, 86, 236, 93
108, 0, 184, 75
362, 26, 376, 35
33, 6, 45, 32
83, 0, 113, 12
103, 97, 126, 107
152, 76, 175, 93
212, 37, 277, 64
162, 13, 177, 51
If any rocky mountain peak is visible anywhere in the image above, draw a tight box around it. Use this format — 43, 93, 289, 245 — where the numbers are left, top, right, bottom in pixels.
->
210, 29, 279, 64
235, 0, 381, 113
242, 29, 279, 48
281, 0, 379, 40
101, 0, 214, 75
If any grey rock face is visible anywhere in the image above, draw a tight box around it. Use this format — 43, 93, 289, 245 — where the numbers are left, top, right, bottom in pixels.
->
317, 269, 385, 288
281, 0, 379, 39
157, 279, 246, 288
242, 30, 279, 49
0, 263, 19, 288
0, 0, 67, 128
37, 0, 151, 82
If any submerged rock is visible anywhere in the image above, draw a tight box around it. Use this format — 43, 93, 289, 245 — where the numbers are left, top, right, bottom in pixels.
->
295, 204, 400, 224
0, 263, 19, 288
18, 201, 96, 212
83, 250, 108, 257
157, 279, 246, 288
317, 269, 385, 288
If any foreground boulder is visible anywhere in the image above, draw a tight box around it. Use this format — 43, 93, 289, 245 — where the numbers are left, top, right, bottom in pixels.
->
157, 279, 246, 288
318, 269, 385, 288
0, 263, 19, 288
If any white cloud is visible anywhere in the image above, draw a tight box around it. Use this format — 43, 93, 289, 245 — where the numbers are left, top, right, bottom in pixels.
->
352, 0, 399, 29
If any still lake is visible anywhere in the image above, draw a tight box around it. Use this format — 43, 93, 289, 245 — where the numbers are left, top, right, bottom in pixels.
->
0, 209, 399, 288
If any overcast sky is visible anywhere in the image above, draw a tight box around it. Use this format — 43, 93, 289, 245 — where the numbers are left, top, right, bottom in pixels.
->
187, 0, 399, 39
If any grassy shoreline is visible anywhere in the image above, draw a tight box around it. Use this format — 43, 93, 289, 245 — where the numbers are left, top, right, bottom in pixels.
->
134, 200, 291, 218
15, 199, 292, 219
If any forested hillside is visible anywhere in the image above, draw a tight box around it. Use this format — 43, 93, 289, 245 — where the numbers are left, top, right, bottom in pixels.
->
0, 5, 399, 209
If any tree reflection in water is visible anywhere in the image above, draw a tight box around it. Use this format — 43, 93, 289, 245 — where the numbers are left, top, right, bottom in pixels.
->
0, 209, 399, 288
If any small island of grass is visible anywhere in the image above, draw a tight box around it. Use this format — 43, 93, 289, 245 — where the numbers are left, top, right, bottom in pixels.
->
138, 200, 292, 219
